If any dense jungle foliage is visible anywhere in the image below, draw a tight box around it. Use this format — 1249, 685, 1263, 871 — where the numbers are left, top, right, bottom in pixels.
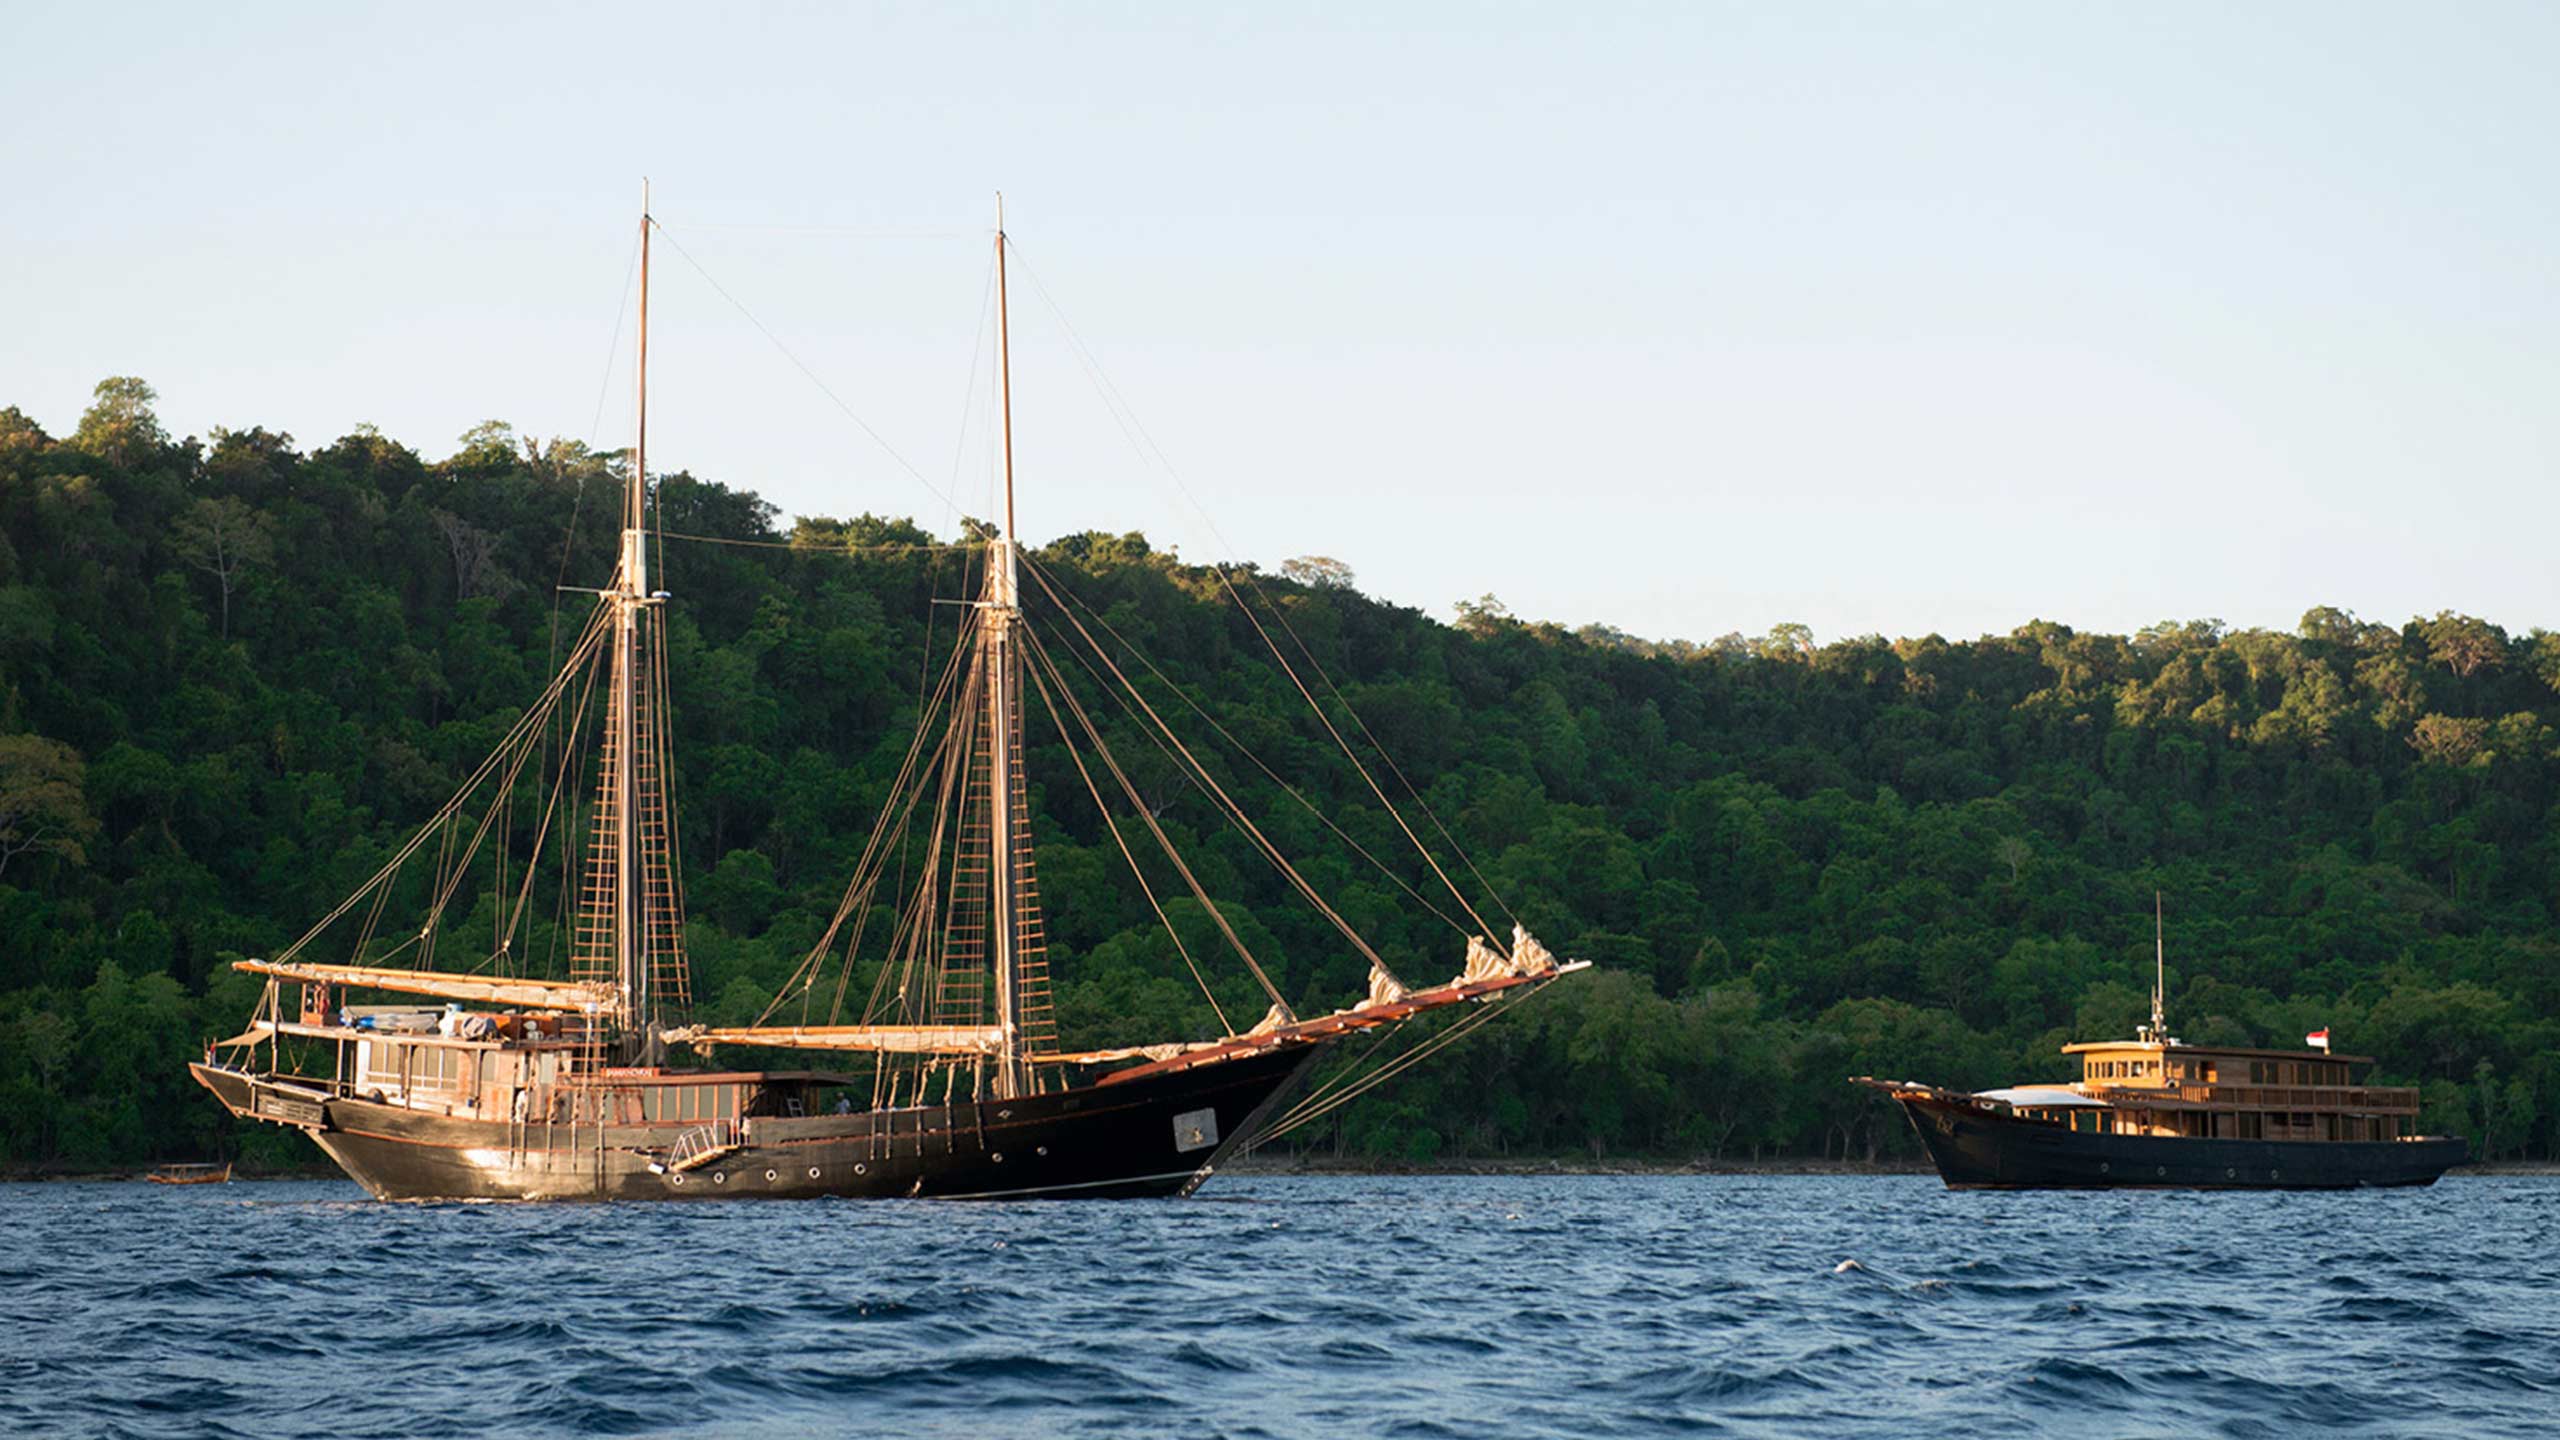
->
3, 378, 2557, 1171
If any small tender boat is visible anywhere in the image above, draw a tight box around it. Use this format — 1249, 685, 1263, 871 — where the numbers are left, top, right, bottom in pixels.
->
1855, 899, 2467, 1190
145, 1162, 232, 1186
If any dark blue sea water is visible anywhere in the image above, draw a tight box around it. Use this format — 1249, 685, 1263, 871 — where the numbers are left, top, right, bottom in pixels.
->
3, 1175, 2551, 1438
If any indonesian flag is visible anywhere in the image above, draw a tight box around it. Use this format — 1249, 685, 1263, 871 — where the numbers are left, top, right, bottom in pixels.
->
2307, 1027, 2331, 1050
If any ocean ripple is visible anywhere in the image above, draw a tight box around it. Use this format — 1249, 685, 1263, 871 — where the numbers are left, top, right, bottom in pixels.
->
2, 1174, 2552, 1438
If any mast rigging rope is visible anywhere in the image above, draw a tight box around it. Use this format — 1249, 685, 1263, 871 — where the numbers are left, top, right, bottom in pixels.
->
650, 222, 967, 522
1004, 241, 1517, 941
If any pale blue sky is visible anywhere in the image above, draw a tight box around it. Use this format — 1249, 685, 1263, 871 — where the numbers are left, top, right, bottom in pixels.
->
6, 2, 2554, 644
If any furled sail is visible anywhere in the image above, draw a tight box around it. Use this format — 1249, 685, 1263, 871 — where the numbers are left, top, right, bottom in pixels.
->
659, 1024, 1005, 1056
1461, 926, 1557, 984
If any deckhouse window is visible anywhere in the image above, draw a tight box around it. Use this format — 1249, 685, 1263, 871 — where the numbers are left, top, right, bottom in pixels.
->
638, 1084, 747, 1123
414, 1047, 464, 1093
361, 1041, 465, 1095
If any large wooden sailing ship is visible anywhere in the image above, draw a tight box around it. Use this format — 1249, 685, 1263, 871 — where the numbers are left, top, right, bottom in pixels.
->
187, 200, 1583, 1201
1856, 902, 2466, 1190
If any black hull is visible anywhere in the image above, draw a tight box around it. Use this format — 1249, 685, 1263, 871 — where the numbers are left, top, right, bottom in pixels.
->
1894, 1093, 2467, 1190
191, 1043, 1319, 1202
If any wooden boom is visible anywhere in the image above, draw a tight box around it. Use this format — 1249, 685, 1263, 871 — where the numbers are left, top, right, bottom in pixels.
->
233, 959, 618, 1012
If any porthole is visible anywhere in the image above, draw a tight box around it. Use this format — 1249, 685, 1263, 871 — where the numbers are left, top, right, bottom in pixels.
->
714, 1172, 727, 1185
2155, 1166, 2166, 1177
2098, 1162, 2110, 1174
855, 1163, 867, 1175
765, 1170, 779, 1182
808, 1167, 821, 1179
992, 1152, 1005, 1164
672, 1174, 686, 1186
1036, 1146, 1048, 1157
2226, 1169, 2237, 1179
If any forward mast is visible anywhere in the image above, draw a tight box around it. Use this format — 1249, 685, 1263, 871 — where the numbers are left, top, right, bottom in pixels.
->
573, 182, 687, 1053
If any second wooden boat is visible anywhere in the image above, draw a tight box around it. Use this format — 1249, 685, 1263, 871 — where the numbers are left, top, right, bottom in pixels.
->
1856, 899, 2465, 1189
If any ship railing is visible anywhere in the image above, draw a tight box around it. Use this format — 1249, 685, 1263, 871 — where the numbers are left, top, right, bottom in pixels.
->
2099, 1083, 2420, 1113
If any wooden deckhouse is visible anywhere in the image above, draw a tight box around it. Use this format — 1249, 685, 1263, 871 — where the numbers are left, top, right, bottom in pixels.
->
2015, 1041, 2420, 1144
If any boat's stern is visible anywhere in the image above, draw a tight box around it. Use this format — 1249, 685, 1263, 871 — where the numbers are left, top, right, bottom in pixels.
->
187, 1060, 259, 1119
190, 1059, 335, 1133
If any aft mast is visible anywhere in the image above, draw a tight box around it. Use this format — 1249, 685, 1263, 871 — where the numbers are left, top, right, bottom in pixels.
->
986, 195, 1026, 1099
619, 183, 651, 1039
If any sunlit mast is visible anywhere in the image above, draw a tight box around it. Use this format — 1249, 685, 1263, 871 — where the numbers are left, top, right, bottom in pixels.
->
986, 194, 1025, 1098
615, 183, 653, 1044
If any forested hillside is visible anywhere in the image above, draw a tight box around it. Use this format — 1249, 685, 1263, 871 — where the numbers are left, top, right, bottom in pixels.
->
3, 379, 2556, 1170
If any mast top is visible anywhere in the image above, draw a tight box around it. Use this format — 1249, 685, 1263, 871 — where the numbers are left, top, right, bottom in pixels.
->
630, 180, 653, 565
995, 192, 1018, 556
2147, 890, 2169, 1042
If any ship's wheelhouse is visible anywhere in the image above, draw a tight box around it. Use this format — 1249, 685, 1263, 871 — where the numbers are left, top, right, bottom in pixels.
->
2051, 1041, 2416, 1141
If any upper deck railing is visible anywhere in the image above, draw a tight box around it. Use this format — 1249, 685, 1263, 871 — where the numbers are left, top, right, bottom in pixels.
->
2086, 1081, 2420, 1114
